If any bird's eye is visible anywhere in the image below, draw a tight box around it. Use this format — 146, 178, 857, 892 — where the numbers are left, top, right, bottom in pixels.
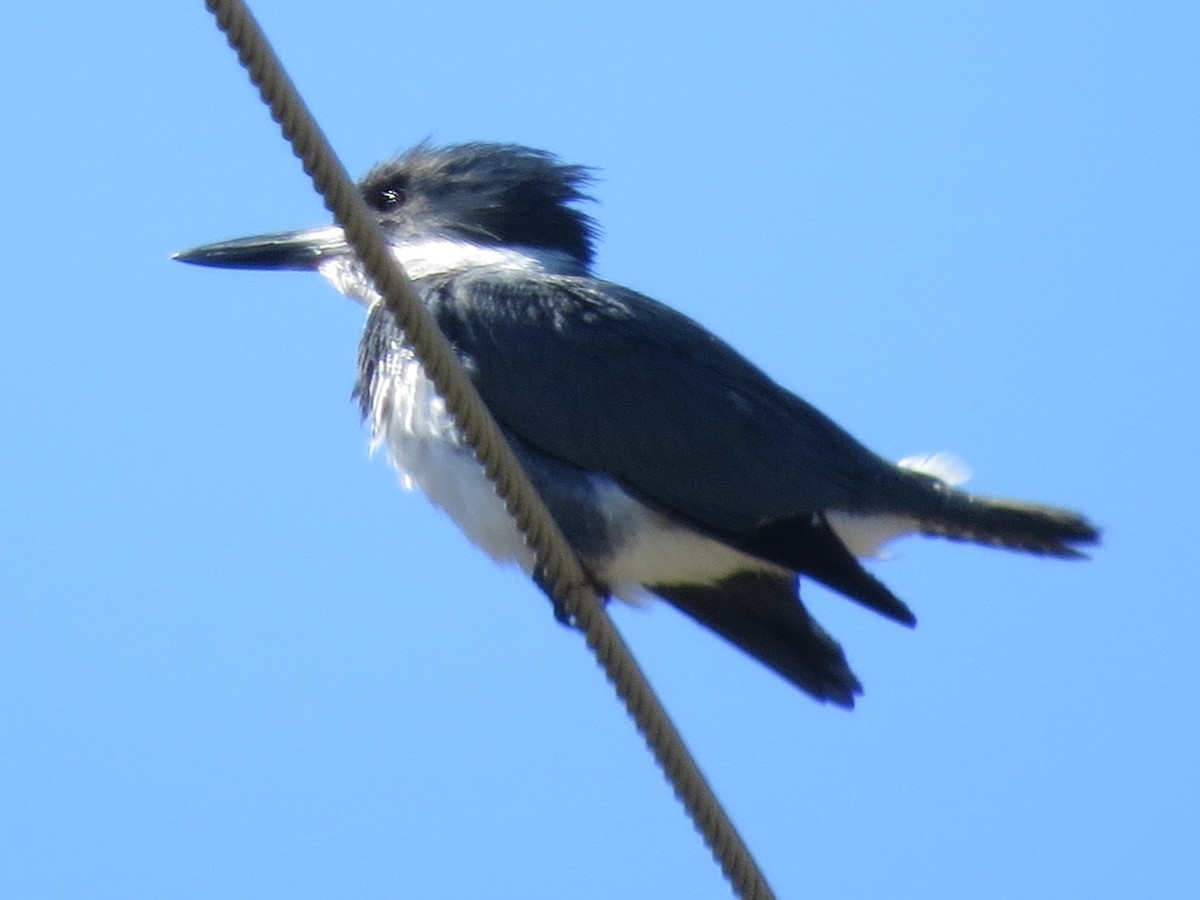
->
367, 178, 409, 212
381, 187, 407, 206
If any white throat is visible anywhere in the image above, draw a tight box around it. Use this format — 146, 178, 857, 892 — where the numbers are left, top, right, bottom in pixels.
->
317, 237, 581, 305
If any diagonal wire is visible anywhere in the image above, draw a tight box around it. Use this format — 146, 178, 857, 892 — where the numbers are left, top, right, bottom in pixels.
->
201, 2, 778, 897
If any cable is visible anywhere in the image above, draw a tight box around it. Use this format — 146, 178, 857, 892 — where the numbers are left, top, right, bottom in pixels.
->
202, 3, 778, 897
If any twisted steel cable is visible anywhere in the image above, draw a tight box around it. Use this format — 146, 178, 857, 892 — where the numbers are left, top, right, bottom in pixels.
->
201, 3, 778, 897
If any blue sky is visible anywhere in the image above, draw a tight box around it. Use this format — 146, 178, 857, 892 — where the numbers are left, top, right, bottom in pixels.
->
2, 2, 1197, 898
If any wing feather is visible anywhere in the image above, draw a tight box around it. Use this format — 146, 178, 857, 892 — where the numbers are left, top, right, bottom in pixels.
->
417, 269, 893, 539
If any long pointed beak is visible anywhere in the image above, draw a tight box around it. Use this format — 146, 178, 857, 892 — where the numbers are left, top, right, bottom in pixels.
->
173, 225, 348, 271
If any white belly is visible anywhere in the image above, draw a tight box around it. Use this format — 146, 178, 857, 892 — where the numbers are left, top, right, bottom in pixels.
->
366, 347, 778, 598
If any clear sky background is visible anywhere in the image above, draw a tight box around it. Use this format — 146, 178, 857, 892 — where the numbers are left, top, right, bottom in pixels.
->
2, 3, 1196, 898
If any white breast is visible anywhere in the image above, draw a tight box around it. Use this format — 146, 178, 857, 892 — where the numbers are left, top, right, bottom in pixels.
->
367, 345, 538, 572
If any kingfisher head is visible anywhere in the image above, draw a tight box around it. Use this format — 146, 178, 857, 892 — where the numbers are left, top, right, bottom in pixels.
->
174, 142, 599, 300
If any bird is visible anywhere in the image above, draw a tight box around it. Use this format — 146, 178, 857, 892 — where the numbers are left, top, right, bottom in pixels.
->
175, 141, 1099, 708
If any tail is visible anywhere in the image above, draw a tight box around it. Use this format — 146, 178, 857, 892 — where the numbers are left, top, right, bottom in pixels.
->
897, 467, 1100, 557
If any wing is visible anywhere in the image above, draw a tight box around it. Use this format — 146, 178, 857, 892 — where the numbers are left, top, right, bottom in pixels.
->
654, 571, 862, 706
414, 268, 895, 535
371, 268, 915, 624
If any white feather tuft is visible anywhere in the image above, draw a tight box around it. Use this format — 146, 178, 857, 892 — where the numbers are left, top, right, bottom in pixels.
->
898, 452, 972, 487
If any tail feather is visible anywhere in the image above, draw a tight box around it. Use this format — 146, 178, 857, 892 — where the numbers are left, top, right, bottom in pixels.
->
900, 471, 1100, 557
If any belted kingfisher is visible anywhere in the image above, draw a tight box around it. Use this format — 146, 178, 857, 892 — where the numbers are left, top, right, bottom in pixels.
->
175, 142, 1098, 707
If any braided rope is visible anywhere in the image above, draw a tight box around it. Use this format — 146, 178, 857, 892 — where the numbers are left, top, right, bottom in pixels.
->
202, 3, 777, 896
